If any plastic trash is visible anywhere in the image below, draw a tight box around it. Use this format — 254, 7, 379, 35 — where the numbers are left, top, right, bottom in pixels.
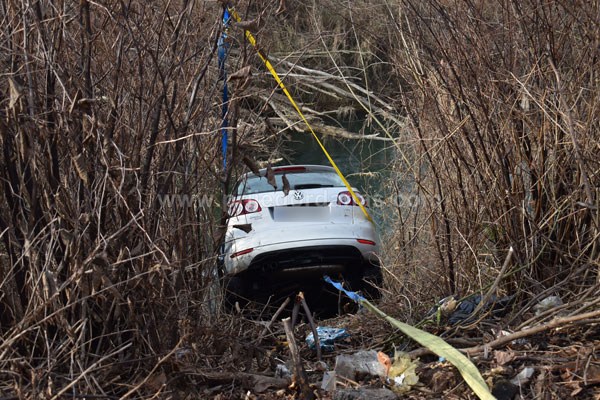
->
306, 326, 350, 352
324, 275, 366, 303
334, 350, 386, 381
533, 296, 562, 315
387, 351, 419, 394
491, 380, 518, 400
447, 294, 515, 324
175, 347, 192, 361
321, 371, 336, 391
333, 388, 397, 400
510, 366, 535, 386
275, 363, 291, 379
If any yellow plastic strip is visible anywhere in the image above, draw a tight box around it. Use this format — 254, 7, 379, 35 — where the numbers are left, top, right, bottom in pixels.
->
229, 8, 373, 223
361, 299, 495, 400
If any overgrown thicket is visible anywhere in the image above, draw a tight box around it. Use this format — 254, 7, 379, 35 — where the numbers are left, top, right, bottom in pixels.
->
386, 0, 599, 306
259, 0, 600, 308
1, 0, 599, 397
0, 1, 258, 397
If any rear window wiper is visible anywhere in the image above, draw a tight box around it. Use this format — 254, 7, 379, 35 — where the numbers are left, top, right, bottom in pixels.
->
293, 184, 334, 189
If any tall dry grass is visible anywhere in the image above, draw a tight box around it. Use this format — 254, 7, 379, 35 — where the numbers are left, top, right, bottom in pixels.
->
1, 0, 599, 396
260, 0, 600, 316
383, 0, 600, 310
0, 1, 279, 397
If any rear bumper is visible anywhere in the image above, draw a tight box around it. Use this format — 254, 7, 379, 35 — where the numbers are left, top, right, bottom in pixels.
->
223, 217, 380, 275
250, 244, 370, 269
224, 236, 380, 276
223, 243, 383, 304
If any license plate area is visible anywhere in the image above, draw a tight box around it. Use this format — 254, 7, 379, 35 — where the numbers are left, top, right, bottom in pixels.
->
273, 206, 329, 222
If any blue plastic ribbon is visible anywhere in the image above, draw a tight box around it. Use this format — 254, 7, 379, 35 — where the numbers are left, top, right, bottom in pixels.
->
323, 275, 366, 303
217, 8, 231, 169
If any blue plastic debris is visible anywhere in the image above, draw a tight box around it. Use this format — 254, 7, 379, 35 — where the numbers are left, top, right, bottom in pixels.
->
306, 327, 350, 352
323, 275, 365, 303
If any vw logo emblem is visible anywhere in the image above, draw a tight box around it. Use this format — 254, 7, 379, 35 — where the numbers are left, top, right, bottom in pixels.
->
293, 191, 304, 200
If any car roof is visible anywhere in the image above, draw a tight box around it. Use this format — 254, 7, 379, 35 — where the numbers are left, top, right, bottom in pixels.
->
242, 164, 336, 178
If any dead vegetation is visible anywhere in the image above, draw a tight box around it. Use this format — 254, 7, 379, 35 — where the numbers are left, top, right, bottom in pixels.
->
1, 0, 599, 399
385, 0, 599, 311
0, 1, 249, 397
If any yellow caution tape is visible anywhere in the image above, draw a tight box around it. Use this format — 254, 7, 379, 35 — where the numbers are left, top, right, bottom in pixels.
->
229, 8, 373, 223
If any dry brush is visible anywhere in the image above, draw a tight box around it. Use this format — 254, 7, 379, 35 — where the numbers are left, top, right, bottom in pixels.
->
0, 1, 264, 397
385, 0, 600, 308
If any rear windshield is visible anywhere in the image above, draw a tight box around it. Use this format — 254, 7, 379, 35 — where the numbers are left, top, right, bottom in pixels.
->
234, 170, 345, 195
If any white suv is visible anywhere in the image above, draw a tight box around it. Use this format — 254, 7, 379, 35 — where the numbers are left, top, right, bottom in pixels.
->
221, 165, 382, 305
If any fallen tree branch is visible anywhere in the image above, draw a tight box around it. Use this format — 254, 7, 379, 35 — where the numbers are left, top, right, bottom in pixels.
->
298, 292, 321, 361
471, 246, 514, 317
272, 58, 398, 114
184, 371, 290, 393
282, 317, 314, 400
461, 308, 600, 355
409, 308, 600, 358
255, 296, 290, 344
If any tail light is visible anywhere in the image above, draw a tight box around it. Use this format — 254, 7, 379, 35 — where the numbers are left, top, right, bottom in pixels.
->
357, 239, 376, 246
337, 191, 366, 206
230, 248, 254, 258
228, 199, 262, 217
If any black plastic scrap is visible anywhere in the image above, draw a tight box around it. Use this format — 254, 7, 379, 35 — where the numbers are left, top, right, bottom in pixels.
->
448, 294, 515, 325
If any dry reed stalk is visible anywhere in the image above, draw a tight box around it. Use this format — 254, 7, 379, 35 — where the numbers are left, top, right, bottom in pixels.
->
382, 0, 599, 313
0, 0, 280, 396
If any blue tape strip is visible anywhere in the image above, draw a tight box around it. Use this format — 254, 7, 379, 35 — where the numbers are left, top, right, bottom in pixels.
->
323, 275, 365, 303
218, 8, 231, 169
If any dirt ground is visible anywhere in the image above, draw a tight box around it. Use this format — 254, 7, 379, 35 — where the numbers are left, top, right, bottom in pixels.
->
159, 294, 600, 400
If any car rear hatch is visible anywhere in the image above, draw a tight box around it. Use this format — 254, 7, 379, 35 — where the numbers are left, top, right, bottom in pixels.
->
226, 165, 374, 248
